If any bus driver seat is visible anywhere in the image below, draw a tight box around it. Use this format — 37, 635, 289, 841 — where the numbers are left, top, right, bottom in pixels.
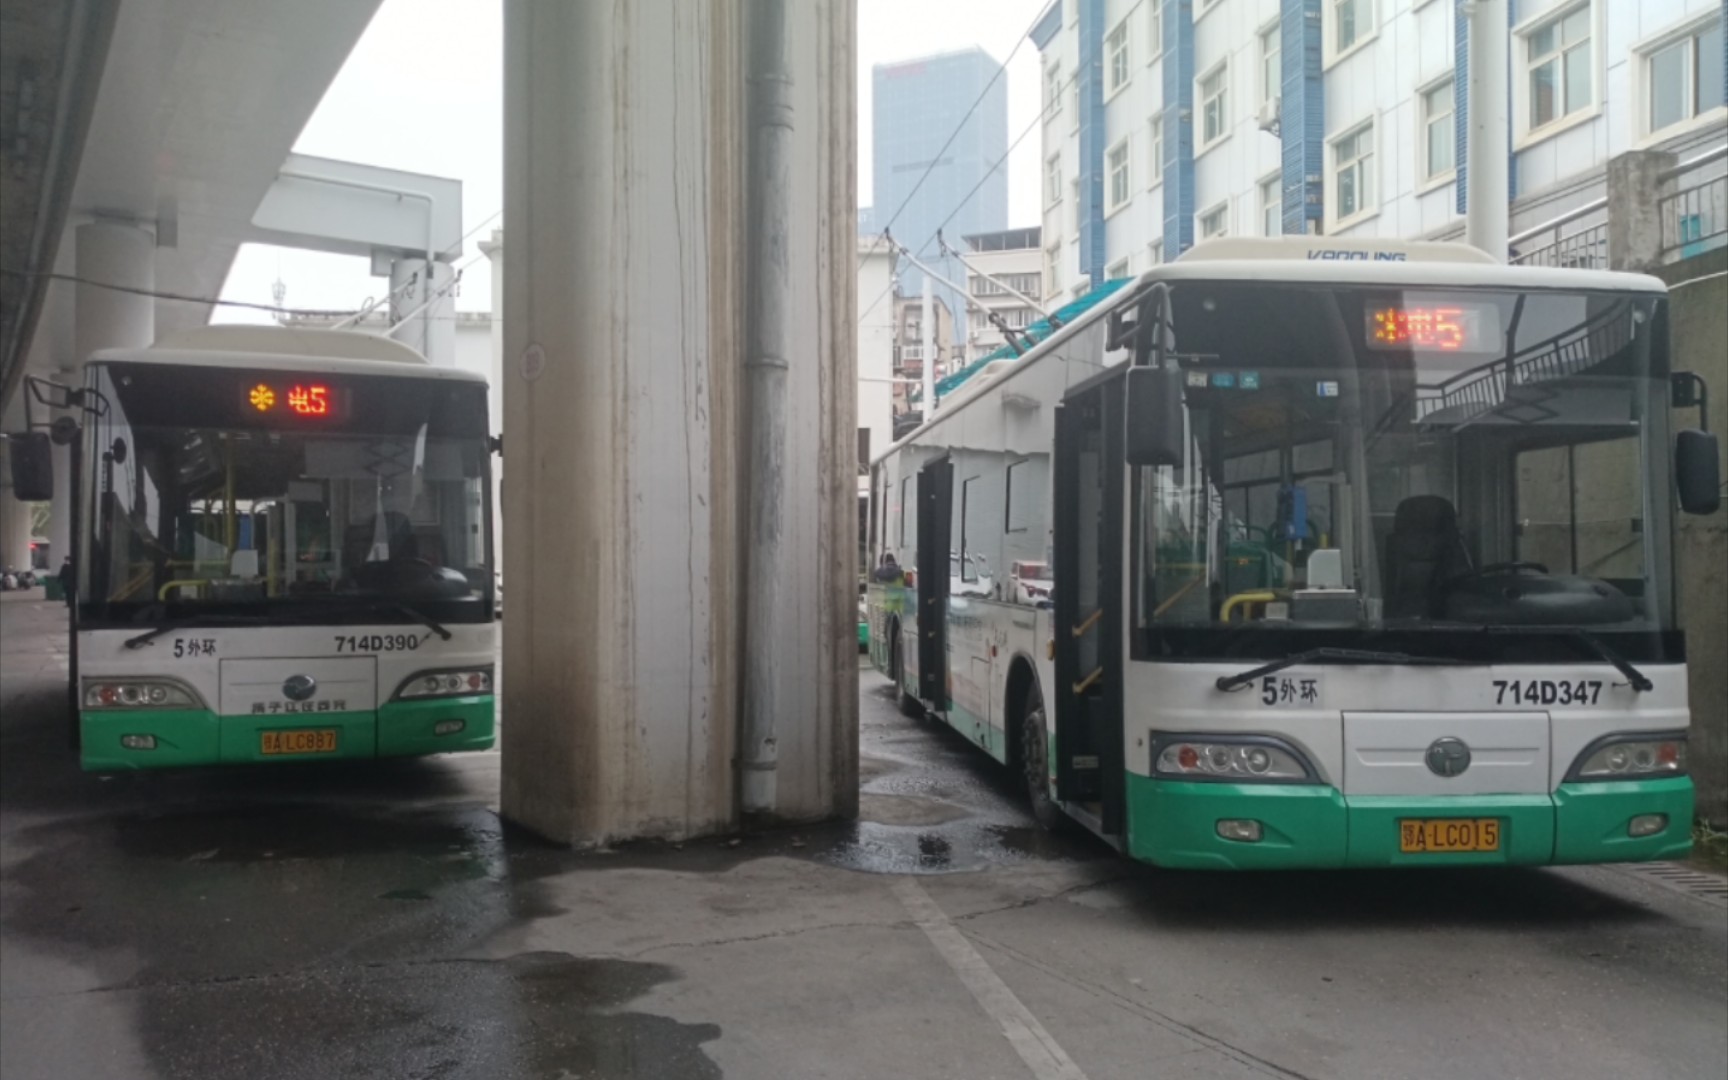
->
1383, 495, 1471, 619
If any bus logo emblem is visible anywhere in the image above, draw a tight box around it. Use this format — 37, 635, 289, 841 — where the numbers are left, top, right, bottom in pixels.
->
282, 674, 317, 702
1426, 737, 1471, 778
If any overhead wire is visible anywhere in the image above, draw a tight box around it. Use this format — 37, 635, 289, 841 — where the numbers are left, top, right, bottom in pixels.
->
858, 59, 1081, 329
0, 206, 503, 322
859, 6, 1049, 268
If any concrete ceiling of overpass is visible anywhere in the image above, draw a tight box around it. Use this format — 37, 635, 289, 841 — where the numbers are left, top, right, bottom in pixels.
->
0, 0, 383, 412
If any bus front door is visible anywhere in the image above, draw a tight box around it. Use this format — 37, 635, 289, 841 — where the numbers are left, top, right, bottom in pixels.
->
1052, 380, 1126, 836
915, 456, 953, 709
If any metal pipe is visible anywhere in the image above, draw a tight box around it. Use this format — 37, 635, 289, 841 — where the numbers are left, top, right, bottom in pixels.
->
740, 0, 794, 816
1464, 0, 1510, 261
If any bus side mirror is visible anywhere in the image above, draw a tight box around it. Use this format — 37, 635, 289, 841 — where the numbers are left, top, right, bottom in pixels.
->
1675, 430, 1720, 515
6, 432, 53, 502
1124, 366, 1184, 467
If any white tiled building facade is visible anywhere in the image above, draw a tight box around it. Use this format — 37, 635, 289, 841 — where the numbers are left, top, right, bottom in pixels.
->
1032, 0, 1726, 298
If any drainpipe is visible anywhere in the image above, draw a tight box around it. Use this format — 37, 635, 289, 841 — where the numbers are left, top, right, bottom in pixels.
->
1463, 0, 1509, 261
740, 0, 794, 816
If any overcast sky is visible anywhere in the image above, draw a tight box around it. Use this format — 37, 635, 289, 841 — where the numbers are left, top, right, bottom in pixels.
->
216, 0, 1048, 325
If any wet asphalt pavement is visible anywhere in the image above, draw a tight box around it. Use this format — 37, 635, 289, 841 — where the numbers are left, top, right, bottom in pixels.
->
2, 596, 1725, 1080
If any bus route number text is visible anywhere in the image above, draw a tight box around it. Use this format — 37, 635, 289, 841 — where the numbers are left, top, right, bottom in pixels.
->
1493, 679, 1604, 706
334, 634, 423, 653
1260, 675, 1322, 707
172, 638, 217, 658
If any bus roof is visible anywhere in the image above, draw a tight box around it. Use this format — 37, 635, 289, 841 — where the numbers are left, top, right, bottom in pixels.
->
89, 325, 489, 384
873, 239, 1668, 463
1157, 237, 1668, 294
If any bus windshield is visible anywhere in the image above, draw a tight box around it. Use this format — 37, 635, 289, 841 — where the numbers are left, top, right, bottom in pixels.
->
1134, 283, 1675, 659
81, 361, 493, 624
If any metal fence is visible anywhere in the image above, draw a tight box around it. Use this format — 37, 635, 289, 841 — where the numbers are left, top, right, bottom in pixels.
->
1659, 145, 1728, 262
1511, 220, 1608, 269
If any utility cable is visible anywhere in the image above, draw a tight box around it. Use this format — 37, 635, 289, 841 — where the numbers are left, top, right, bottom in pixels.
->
861, 11, 1047, 267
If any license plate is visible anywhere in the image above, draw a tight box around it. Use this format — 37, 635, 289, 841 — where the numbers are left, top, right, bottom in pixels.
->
261, 729, 338, 755
1399, 818, 1501, 853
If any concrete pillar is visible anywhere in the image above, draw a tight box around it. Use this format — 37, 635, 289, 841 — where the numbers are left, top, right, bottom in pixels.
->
478, 230, 504, 577
501, 0, 857, 845
50, 221, 155, 565
1607, 150, 1678, 274
387, 258, 456, 366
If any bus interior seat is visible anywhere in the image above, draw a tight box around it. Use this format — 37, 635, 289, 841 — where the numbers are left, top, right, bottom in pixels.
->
1383, 495, 1471, 619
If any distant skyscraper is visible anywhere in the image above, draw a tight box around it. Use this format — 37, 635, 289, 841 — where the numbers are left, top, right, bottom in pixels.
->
872, 48, 1008, 364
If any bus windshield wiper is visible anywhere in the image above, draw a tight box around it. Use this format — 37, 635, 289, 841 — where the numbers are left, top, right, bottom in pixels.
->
1215, 647, 1456, 693
1487, 626, 1652, 692
123, 615, 274, 650
364, 601, 452, 641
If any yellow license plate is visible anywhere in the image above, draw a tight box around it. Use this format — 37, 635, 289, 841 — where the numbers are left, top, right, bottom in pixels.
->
1399, 818, 1501, 853
261, 729, 338, 755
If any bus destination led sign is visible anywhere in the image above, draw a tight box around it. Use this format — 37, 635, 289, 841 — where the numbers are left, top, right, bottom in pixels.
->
1366, 302, 1498, 353
248, 382, 335, 419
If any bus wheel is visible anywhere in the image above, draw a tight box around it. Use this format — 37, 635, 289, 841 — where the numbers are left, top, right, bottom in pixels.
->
891, 632, 923, 718
1021, 682, 1059, 830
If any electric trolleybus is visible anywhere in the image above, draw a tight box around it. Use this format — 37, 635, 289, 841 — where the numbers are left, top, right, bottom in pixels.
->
865, 237, 1720, 870
30, 325, 497, 771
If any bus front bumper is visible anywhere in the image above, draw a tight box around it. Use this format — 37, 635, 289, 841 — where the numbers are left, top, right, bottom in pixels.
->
1124, 775, 1694, 870
79, 697, 496, 770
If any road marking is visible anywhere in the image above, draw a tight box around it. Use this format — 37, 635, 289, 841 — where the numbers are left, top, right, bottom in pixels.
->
893, 878, 1089, 1080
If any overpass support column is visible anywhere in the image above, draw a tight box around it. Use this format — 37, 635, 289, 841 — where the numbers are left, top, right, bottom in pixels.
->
49, 220, 155, 567
500, 0, 858, 845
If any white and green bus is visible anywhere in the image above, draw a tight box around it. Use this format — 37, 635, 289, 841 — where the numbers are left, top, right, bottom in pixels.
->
46, 326, 496, 770
866, 237, 1719, 870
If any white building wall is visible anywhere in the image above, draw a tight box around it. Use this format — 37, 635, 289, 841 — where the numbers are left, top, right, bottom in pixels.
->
1034, 0, 1727, 264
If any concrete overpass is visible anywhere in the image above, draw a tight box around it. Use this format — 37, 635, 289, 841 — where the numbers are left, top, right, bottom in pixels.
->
0, 0, 862, 843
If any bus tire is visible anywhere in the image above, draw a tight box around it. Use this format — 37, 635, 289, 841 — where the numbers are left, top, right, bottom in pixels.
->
1021, 681, 1060, 830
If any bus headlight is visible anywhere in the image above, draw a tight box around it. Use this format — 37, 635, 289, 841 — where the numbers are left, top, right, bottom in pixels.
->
1567, 733, 1686, 781
395, 668, 493, 700
83, 678, 202, 710
1151, 735, 1316, 782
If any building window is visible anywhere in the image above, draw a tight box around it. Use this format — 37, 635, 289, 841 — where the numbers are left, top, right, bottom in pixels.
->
1046, 154, 1063, 208
1645, 19, 1724, 135
1147, 115, 1164, 186
1199, 203, 1229, 239
1147, 0, 1164, 60
1333, 0, 1369, 55
1069, 80, 1080, 132
1046, 245, 1061, 294
1107, 138, 1131, 211
1071, 177, 1081, 232
1199, 61, 1230, 149
1525, 4, 1592, 132
1046, 63, 1062, 121
1259, 174, 1282, 236
1422, 79, 1455, 180
1107, 18, 1131, 95
1331, 120, 1375, 223
1260, 24, 1281, 107
1106, 257, 1130, 280
1147, 239, 1164, 266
